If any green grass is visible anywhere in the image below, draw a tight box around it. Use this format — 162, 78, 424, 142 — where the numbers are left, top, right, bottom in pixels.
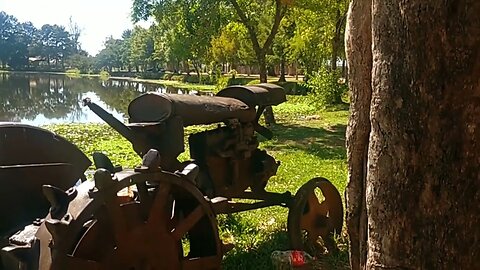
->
44, 96, 350, 269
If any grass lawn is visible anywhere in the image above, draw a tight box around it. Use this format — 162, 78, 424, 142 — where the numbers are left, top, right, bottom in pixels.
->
45, 96, 350, 269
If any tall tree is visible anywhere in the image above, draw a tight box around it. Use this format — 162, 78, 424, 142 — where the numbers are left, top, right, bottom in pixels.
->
271, 15, 295, 82
227, 0, 293, 124
0, 12, 18, 68
227, 0, 290, 83
132, 0, 293, 124
8, 22, 36, 68
129, 26, 154, 72
210, 22, 255, 73
119, 30, 133, 72
68, 17, 82, 53
95, 37, 123, 72
133, 0, 222, 77
290, 0, 348, 78
346, 0, 480, 269
38, 24, 74, 66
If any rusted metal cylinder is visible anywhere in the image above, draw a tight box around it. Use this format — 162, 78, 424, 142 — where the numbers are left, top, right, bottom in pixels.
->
128, 93, 256, 126
216, 83, 286, 107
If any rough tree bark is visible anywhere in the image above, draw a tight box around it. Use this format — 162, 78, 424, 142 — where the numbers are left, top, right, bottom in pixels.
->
345, 0, 372, 268
346, 0, 480, 269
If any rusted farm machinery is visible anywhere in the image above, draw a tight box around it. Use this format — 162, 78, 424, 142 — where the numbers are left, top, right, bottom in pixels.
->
0, 84, 343, 269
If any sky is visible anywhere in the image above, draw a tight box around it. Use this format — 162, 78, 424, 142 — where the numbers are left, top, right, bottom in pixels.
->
0, 0, 150, 56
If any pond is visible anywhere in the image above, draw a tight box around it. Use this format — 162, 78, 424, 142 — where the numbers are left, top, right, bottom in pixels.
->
0, 73, 204, 126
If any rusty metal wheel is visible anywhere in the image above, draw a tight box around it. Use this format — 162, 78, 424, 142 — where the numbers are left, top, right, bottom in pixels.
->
287, 177, 343, 256
44, 169, 222, 270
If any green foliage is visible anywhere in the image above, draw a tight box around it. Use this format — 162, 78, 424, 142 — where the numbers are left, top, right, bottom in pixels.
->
170, 75, 184, 82
0, 11, 80, 69
182, 74, 215, 85
215, 76, 258, 91
274, 81, 309, 95
210, 22, 255, 67
65, 68, 81, 77
44, 124, 141, 170
66, 53, 94, 73
215, 76, 230, 91
305, 67, 347, 109
129, 26, 155, 70
272, 95, 317, 120
99, 70, 110, 79
95, 37, 124, 71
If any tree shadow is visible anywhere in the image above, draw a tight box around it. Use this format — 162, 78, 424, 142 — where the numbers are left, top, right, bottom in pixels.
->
261, 123, 347, 160
220, 214, 350, 270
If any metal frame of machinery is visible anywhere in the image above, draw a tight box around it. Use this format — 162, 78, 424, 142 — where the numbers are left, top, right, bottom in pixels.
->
0, 84, 343, 270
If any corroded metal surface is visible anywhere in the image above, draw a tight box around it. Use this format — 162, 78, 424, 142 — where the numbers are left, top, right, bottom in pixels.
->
0, 123, 91, 237
0, 84, 345, 269
216, 83, 287, 107
38, 152, 222, 270
287, 177, 344, 256
128, 93, 256, 125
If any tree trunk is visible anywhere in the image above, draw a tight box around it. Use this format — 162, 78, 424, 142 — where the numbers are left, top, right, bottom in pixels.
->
346, 0, 480, 269
258, 54, 276, 125
193, 62, 201, 84
295, 62, 298, 80
279, 56, 286, 82
258, 55, 268, 83
341, 59, 347, 78
267, 64, 276, 76
345, 0, 372, 268
331, 9, 341, 71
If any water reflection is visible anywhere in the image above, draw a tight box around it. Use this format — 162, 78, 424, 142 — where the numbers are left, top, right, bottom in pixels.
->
0, 73, 198, 125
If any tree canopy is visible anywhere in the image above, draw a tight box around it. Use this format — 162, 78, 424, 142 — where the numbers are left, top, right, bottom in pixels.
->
1, 2, 350, 106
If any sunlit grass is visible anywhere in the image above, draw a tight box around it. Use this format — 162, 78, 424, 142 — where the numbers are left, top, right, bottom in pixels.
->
44, 96, 350, 269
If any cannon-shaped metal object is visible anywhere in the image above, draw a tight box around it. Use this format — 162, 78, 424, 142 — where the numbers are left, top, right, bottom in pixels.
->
0, 84, 344, 269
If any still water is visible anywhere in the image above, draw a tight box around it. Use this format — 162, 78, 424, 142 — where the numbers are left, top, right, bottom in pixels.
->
0, 73, 201, 126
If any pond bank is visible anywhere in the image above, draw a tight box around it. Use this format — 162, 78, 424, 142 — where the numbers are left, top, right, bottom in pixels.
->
0, 70, 217, 92
108, 76, 216, 92
2, 70, 307, 94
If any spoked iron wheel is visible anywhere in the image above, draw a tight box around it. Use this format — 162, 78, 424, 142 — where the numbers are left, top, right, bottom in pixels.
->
47, 169, 222, 270
287, 177, 343, 257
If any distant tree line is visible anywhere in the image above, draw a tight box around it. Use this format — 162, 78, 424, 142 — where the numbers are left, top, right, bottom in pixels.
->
1, 1, 347, 79
111, 0, 348, 106
0, 12, 87, 70
1, 0, 349, 106
120, 0, 349, 82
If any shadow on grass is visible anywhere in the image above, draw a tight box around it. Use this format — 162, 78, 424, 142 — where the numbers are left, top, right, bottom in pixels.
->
262, 123, 347, 160
220, 214, 350, 270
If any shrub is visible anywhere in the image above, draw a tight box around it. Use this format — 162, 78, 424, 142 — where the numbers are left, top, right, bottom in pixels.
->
141, 71, 163, 79
99, 70, 110, 79
274, 81, 309, 95
215, 76, 260, 91
65, 68, 81, 76
170, 75, 184, 81
215, 76, 230, 91
305, 67, 347, 109
163, 73, 174, 80
182, 74, 215, 85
